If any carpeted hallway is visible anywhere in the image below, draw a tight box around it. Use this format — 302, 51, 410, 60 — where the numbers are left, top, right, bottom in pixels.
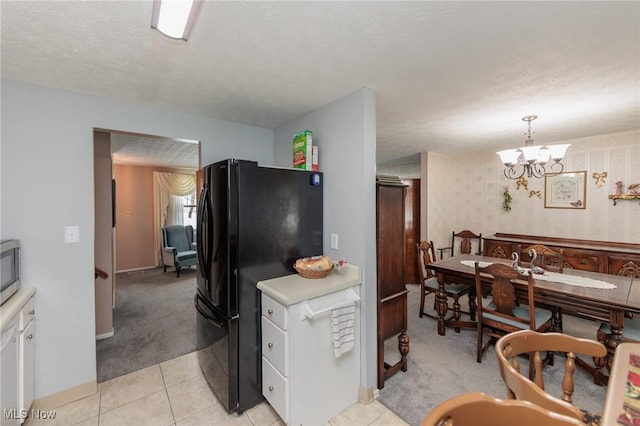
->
96, 267, 197, 383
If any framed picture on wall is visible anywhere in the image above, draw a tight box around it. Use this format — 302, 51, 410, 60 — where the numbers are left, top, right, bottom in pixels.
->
544, 171, 587, 209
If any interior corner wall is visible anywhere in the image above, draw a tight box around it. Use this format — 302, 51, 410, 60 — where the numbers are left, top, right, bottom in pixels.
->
423, 151, 455, 249
113, 164, 157, 272
113, 164, 198, 272
272, 88, 378, 390
93, 130, 114, 337
1, 79, 274, 402
425, 130, 640, 247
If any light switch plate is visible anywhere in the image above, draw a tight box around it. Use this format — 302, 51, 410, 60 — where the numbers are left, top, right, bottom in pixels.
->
64, 226, 80, 243
330, 233, 339, 250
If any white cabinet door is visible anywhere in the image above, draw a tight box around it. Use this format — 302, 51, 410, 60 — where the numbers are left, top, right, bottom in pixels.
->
1, 318, 20, 426
19, 319, 34, 420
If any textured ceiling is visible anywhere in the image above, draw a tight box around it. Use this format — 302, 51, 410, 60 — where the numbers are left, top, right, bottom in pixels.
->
2, 1, 639, 166
110, 132, 199, 169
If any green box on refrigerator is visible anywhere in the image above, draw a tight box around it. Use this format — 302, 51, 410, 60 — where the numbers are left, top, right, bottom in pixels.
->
293, 130, 313, 170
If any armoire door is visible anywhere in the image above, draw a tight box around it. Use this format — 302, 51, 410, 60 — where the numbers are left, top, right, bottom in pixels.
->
402, 179, 420, 285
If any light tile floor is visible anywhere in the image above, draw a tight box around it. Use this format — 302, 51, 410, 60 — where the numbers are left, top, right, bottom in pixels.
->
24, 351, 408, 426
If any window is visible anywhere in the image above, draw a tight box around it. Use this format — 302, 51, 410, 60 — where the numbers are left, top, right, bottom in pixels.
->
182, 192, 197, 229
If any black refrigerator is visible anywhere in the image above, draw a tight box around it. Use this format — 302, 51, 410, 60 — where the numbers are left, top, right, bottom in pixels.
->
194, 159, 323, 413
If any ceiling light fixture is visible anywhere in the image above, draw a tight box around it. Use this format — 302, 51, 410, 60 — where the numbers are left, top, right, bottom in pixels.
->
497, 115, 570, 180
151, 0, 202, 41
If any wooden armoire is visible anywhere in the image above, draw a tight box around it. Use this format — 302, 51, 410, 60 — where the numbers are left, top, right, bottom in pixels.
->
376, 178, 410, 389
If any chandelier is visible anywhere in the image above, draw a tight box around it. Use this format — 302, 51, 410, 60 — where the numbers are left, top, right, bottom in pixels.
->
497, 115, 570, 179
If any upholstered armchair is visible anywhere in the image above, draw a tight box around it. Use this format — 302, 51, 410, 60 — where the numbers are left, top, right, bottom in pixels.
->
162, 225, 197, 277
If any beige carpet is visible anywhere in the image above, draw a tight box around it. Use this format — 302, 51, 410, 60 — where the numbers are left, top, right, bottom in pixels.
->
96, 267, 197, 382
377, 284, 607, 426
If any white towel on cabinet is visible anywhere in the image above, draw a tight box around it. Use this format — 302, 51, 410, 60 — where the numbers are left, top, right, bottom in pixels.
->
331, 304, 355, 358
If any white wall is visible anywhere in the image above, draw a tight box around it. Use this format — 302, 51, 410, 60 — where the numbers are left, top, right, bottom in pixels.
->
424, 130, 640, 249
273, 88, 378, 392
1, 80, 274, 400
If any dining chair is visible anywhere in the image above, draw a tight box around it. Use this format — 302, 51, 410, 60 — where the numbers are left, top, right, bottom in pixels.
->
495, 330, 606, 426
474, 262, 554, 374
416, 241, 474, 329
421, 392, 586, 426
517, 244, 565, 273
596, 316, 640, 373
451, 230, 483, 257
517, 243, 566, 332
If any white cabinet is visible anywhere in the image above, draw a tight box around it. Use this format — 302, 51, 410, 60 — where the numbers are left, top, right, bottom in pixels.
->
1, 317, 20, 426
260, 285, 361, 426
18, 296, 35, 418
0, 289, 35, 425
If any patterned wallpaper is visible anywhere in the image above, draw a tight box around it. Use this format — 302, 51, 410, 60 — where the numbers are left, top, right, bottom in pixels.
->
379, 130, 640, 248
424, 130, 640, 247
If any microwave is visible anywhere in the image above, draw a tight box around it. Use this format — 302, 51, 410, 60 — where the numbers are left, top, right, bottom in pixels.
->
1, 239, 21, 305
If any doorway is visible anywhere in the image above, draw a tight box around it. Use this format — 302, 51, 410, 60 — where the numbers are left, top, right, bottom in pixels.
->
93, 129, 201, 382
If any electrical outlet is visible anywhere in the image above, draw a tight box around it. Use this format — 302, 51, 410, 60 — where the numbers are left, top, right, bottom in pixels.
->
330, 233, 339, 250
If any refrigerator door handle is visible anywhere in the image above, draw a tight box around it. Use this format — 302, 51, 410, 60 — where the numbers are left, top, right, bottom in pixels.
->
197, 186, 211, 283
194, 294, 225, 328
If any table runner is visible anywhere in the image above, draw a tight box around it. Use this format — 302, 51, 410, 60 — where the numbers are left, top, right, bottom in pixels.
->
459, 260, 617, 289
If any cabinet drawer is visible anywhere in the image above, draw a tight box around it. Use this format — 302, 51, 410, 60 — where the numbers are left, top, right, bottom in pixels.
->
262, 357, 288, 423
563, 250, 604, 272
262, 295, 288, 330
19, 297, 35, 331
261, 317, 288, 376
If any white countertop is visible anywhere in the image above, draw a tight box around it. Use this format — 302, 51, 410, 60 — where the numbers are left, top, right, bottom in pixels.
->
257, 264, 361, 306
1, 287, 36, 331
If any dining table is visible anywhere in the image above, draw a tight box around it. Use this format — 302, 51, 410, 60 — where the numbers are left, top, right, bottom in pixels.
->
428, 254, 637, 384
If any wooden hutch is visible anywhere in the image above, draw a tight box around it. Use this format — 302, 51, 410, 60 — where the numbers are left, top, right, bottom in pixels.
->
376, 176, 410, 389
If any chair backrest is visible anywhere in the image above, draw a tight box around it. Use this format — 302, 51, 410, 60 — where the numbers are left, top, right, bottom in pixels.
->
162, 225, 194, 252
416, 241, 437, 283
518, 244, 564, 273
421, 392, 586, 426
474, 262, 535, 329
451, 230, 482, 256
495, 330, 606, 423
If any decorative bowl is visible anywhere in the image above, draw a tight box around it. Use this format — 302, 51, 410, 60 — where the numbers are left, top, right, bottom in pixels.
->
294, 264, 334, 279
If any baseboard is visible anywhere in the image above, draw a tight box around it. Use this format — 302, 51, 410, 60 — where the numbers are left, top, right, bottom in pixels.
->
116, 266, 157, 274
31, 380, 97, 410
359, 386, 378, 403
96, 329, 114, 340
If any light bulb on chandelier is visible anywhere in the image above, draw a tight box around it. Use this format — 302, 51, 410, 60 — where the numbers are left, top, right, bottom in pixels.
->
497, 115, 570, 180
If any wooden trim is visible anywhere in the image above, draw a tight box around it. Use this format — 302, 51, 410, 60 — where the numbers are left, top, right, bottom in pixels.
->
491, 233, 640, 253
30, 380, 97, 410
379, 289, 410, 304
94, 267, 108, 279
358, 386, 377, 404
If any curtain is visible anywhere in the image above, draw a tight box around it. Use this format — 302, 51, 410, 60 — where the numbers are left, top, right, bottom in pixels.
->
166, 195, 185, 227
153, 172, 196, 266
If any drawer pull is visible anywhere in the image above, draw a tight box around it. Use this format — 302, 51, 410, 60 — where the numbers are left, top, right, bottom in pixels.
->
27, 334, 33, 340
268, 342, 273, 348
268, 385, 274, 391
268, 309, 274, 315
579, 259, 587, 265
29, 310, 35, 315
